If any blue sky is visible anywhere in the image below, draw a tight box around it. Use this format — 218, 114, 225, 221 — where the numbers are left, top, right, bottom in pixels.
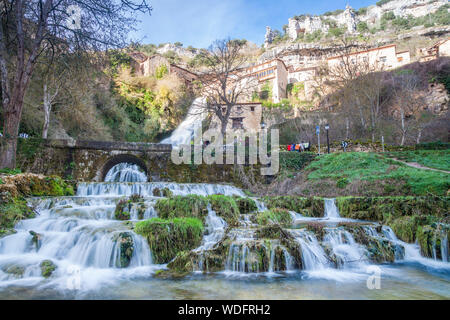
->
132, 0, 376, 48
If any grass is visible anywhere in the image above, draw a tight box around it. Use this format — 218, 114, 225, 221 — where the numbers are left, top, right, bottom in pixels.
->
385, 150, 450, 171
305, 152, 450, 196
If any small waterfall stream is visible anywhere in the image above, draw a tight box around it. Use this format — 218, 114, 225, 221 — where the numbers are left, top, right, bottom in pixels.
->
161, 97, 207, 146
0, 163, 448, 298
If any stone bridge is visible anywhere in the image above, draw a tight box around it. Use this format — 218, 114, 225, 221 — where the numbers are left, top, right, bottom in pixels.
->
17, 139, 264, 185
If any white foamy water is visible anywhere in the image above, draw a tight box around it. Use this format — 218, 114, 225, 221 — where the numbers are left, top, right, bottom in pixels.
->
161, 97, 207, 146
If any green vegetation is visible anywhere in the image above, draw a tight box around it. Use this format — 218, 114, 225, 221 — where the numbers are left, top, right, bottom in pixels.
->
306, 153, 450, 196
135, 217, 204, 264
386, 150, 450, 171
356, 22, 369, 33
0, 197, 35, 237
279, 152, 317, 171
40, 260, 57, 278
155, 195, 209, 220
0, 174, 74, 237
207, 195, 240, 225
256, 209, 293, 225
154, 195, 241, 225
235, 197, 258, 214
263, 196, 324, 218
376, 0, 393, 6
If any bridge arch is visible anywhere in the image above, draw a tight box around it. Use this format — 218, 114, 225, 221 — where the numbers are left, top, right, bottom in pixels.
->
100, 154, 148, 182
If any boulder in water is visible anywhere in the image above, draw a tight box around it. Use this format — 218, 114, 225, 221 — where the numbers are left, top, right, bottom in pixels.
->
117, 233, 135, 268
40, 260, 57, 278
2, 265, 25, 278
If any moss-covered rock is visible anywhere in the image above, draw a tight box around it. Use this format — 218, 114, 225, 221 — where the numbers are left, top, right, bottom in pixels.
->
263, 196, 312, 214
135, 217, 204, 264
114, 232, 134, 268
387, 216, 419, 243
336, 196, 449, 222
2, 265, 25, 278
155, 195, 208, 221
0, 197, 35, 236
207, 195, 240, 226
40, 260, 57, 278
416, 223, 449, 260
152, 187, 174, 198
114, 199, 131, 221
256, 209, 293, 226
235, 197, 258, 214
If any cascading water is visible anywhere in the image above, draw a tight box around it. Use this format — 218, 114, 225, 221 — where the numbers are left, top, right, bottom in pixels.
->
0, 162, 245, 291
161, 97, 207, 146
104, 163, 148, 183
77, 182, 245, 198
324, 198, 341, 219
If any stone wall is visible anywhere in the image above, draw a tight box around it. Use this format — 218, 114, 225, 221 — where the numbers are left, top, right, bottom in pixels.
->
14, 139, 269, 187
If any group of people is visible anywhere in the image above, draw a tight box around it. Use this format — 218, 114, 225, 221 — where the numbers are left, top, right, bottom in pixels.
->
286, 142, 311, 152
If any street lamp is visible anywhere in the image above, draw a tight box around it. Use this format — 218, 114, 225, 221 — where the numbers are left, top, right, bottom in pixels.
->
325, 124, 330, 154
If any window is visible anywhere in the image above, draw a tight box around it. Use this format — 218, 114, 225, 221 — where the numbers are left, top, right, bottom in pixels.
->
237, 106, 242, 112
250, 106, 255, 112
232, 118, 244, 129
380, 56, 387, 62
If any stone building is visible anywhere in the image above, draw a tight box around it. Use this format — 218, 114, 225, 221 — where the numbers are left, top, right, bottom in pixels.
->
130, 53, 198, 85
246, 59, 289, 103
327, 44, 411, 72
418, 38, 450, 62
210, 103, 263, 133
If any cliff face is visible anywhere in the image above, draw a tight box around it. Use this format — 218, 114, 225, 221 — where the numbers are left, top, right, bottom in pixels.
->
265, 0, 449, 47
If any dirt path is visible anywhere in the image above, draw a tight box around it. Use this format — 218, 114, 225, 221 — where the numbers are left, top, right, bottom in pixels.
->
391, 158, 450, 174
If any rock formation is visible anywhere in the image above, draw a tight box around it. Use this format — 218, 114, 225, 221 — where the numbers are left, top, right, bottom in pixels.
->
265, 26, 275, 48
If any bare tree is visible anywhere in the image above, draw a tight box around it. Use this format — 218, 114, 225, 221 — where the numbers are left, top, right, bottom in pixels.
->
0, 0, 152, 169
194, 39, 257, 136
313, 39, 391, 142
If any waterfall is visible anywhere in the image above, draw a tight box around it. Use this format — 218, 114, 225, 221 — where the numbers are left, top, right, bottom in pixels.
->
77, 182, 245, 197
161, 97, 207, 146
104, 163, 148, 183
324, 199, 341, 219
290, 230, 330, 270
195, 205, 227, 252
323, 228, 367, 268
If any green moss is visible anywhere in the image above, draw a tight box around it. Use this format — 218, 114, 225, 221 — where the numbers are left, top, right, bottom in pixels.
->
0, 197, 35, 234
388, 216, 418, 243
256, 209, 293, 226
114, 232, 134, 268
155, 195, 208, 221
336, 196, 449, 223
114, 200, 131, 221
207, 195, 240, 226
416, 224, 449, 260
135, 217, 204, 264
235, 197, 258, 214
40, 260, 57, 278
263, 196, 312, 215
152, 187, 174, 197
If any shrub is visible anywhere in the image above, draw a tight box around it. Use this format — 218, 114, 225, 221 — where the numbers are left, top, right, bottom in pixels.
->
336, 178, 350, 189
